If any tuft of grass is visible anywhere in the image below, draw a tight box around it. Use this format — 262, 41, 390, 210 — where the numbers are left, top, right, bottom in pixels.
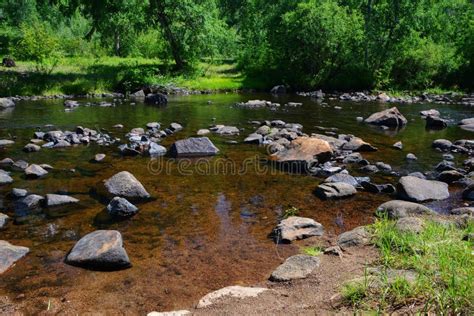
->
282, 206, 300, 219
301, 246, 323, 257
342, 218, 474, 314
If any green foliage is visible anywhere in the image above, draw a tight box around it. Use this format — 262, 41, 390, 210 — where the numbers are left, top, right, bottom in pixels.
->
16, 20, 62, 73
343, 218, 474, 314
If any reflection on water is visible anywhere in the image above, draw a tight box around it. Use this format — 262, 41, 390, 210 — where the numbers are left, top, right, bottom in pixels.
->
0, 94, 473, 313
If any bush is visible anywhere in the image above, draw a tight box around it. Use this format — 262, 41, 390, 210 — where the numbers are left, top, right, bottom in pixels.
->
15, 20, 62, 73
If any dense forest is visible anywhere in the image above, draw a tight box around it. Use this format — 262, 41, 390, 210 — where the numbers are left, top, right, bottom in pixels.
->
1, 0, 474, 91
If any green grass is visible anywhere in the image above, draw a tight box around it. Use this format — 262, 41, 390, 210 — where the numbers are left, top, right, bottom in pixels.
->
301, 246, 323, 256
342, 218, 474, 314
282, 206, 300, 219
0, 57, 266, 97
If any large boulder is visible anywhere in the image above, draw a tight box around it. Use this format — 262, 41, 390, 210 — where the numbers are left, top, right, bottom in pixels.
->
0, 98, 15, 109
425, 115, 447, 129
315, 182, 356, 199
0, 241, 29, 274
272, 216, 323, 243
145, 93, 167, 105
66, 230, 131, 270
103, 171, 150, 201
459, 118, 474, 132
397, 176, 449, 202
45, 194, 79, 207
337, 226, 371, 248
106, 197, 138, 218
269, 254, 320, 282
364, 107, 407, 127
376, 200, 435, 219
197, 286, 268, 308
270, 137, 332, 172
170, 137, 219, 157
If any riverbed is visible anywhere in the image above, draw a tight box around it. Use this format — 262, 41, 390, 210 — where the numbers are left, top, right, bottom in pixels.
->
0, 93, 472, 313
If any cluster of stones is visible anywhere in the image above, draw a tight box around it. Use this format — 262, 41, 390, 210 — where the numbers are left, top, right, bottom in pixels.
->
235, 99, 302, 109
22, 126, 118, 153
117, 122, 182, 157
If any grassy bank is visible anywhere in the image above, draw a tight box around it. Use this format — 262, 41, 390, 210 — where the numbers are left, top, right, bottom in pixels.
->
343, 218, 473, 314
0, 57, 270, 97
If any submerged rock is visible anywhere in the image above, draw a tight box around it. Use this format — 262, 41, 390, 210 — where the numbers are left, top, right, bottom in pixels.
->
272, 216, 324, 243
364, 107, 407, 127
315, 182, 356, 199
106, 197, 138, 218
270, 254, 320, 282
0, 241, 29, 274
170, 137, 219, 157
376, 200, 435, 219
397, 176, 449, 202
103, 171, 150, 201
66, 230, 131, 270
23, 143, 41, 152
197, 286, 268, 308
45, 194, 79, 207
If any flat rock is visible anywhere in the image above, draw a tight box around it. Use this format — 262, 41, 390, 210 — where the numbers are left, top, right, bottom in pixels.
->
213, 126, 239, 135
337, 226, 371, 248
364, 107, 407, 127
170, 137, 219, 157
0, 241, 29, 274
272, 216, 323, 243
24, 164, 48, 178
269, 254, 320, 282
107, 197, 138, 217
11, 188, 27, 198
324, 174, 359, 187
395, 217, 425, 233
315, 182, 356, 199
103, 171, 150, 201
397, 176, 449, 202
420, 109, 440, 117
196, 129, 210, 136
0, 139, 15, 146
197, 286, 268, 308
376, 200, 435, 219
66, 230, 131, 270
46, 194, 79, 207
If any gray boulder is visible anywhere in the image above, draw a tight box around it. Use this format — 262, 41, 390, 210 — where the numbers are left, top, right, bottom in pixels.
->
462, 184, 474, 200
145, 93, 167, 105
23, 143, 41, 152
0, 98, 15, 109
397, 176, 449, 202
426, 115, 447, 129
16, 194, 44, 210
420, 109, 440, 117
45, 194, 79, 207
0, 172, 13, 185
107, 197, 138, 217
103, 171, 150, 201
170, 137, 219, 157
337, 226, 371, 248
376, 200, 435, 219
11, 188, 27, 198
432, 139, 452, 151
364, 107, 407, 127
66, 230, 131, 270
148, 142, 167, 157
315, 182, 356, 199
0, 241, 29, 274
24, 164, 48, 178
272, 216, 323, 243
244, 133, 263, 144
269, 255, 320, 282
